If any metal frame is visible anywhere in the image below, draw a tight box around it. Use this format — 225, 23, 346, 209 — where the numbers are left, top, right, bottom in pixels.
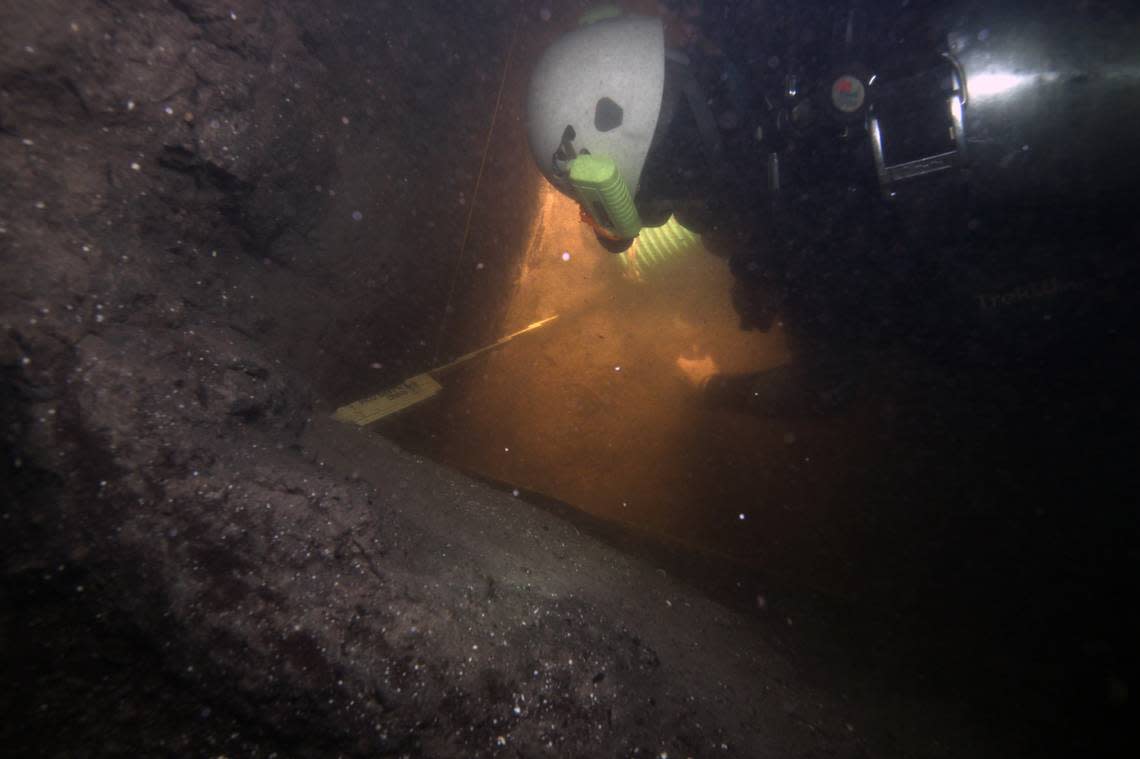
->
869, 53, 968, 193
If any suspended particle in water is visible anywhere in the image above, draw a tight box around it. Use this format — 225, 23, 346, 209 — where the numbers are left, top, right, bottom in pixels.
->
738, 513, 746, 521
351, 210, 363, 221
561, 251, 571, 261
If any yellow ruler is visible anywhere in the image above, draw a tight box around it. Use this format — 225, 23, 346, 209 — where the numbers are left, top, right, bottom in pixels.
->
332, 315, 558, 426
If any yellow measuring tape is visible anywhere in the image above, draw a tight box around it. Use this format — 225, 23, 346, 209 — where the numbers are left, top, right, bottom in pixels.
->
333, 315, 558, 426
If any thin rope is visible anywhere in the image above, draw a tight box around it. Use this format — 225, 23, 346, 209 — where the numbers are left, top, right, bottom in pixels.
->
432, 4, 524, 365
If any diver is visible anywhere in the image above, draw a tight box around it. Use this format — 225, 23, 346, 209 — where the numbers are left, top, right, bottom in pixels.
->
526, 1, 1140, 414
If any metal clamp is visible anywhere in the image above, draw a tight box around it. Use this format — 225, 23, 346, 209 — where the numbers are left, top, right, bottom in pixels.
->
869, 54, 968, 192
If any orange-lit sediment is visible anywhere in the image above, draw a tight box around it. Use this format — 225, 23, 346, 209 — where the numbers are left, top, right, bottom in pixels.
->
384, 185, 869, 572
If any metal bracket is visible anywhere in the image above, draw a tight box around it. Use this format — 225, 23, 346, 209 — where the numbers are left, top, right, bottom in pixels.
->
869, 54, 968, 193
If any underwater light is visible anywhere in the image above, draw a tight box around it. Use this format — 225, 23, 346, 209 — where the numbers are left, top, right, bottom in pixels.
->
968, 72, 1027, 99
967, 70, 1059, 100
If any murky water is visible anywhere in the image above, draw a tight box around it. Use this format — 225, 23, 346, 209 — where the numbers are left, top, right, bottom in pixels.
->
377, 183, 1138, 757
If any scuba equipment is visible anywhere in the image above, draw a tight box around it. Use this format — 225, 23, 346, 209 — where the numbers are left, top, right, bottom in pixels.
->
526, 1, 1140, 326
529, 1, 1140, 229
947, 4, 1140, 209
568, 153, 642, 240
551, 125, 644, 240
750, 1, 1140, 209
618, 213, 703, 281
526, 14, 665, 241
729, 0, 1140, 359
526, 10, 726, 244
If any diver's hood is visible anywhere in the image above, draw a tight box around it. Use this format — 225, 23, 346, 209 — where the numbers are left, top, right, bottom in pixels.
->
526, 15, 665, 198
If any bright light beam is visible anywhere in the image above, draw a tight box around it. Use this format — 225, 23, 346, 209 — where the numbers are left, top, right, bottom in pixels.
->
968, 70, 1060, 100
